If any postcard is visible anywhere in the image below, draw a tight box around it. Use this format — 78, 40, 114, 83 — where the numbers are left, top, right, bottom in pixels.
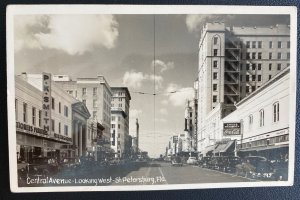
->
6, 5, 297, 192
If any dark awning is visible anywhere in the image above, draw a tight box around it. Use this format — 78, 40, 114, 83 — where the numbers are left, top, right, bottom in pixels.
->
214, 140, 235, 154
239, 144, 289, 152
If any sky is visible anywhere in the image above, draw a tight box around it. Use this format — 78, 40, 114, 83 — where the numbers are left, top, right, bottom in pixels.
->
14, 14, 290, 157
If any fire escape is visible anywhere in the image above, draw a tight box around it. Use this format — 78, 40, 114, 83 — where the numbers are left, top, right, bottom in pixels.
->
224, 36, 241, 114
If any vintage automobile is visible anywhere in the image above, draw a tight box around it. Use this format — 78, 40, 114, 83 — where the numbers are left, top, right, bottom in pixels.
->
186, 157, 198, 165
219, 156, 242, 173
198, 157, 212, 168
171, 156, 183, 167
208, 157, 223, 170
60, 157, 81, 171
27, 157, 60, 178
236, 156, 275, 179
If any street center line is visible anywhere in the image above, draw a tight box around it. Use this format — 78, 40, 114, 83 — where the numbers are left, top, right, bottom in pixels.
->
158, 167, 168, 184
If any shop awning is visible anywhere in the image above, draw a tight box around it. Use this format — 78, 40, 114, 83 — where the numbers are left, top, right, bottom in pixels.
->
239, 144, 289, 152
214, 140, 235, 154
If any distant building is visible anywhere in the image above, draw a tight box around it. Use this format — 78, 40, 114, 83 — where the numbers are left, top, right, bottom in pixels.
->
197, 22, 290, 154
110, 87, 131, 158
54, 75, 113, 157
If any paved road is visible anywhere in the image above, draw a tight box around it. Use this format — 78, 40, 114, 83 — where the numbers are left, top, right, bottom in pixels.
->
111, 161, 254, 185
21, 161, 255, 187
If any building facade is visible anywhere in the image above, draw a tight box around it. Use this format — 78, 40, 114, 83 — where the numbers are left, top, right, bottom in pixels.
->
197, 22, 290, 154
110, 87, 131, 158
54, 75, 113, 153
15, 74, 89, 163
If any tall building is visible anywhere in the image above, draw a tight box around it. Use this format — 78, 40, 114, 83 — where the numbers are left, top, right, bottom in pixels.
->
110, 87, 131, 158
197, 22, 290, 155
54, 75, 113, 155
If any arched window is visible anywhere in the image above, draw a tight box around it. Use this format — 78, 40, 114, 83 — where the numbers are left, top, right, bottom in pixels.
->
259, 109, 264, 127
248, 114, 253, 129
273, 102, 280, 122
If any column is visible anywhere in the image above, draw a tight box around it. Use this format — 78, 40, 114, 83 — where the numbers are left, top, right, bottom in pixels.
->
74, 121, 78, 157
79, 123, 82, 157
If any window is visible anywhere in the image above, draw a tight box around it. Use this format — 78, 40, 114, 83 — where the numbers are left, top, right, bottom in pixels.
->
118, 124, 121, 129
287, 53, 290, 60
213, 84, 217, 91
112, 124, 115, 128
269, 75, 272, 80
259, 109, 264, 127
118, 141, 121, 145
93, 111, 97, 119
82, 88, 86, 95
189, 113, 192, 118
246, 41, 250, 48
240, 75, 243, 82
248, 115, 253, 127
252, 75, 256, 81
213, 37, 218, 45
246, 86, 250, 93
258, 52, 262, 59
269, 63, 272, 70
119, 103, 122, 107
93, 99, 97, 108
64, 125, 68, 136
252, 86, 256, 92
246, 53, 250, 59
82, 99, 86, 105
257, 64, 262, 70
119, 98, 123, 101
269, 52, 272, 59
32, 107, 36, 125
58, 102, 62, 114
252, 41, 256, 48
64, 106, 68, 117
277, 63, 281, 70
287, 41, 290, 48
246, 75, 250, 81
59, 122, 61, 134
252, 64, 256, 70
252, 52, 256, 59
213, 95, 217, 103
258, 75, 262, 81
278, 41, 282, 48
269, 41, 273, 48
213, 72, 218, 80
118, 133, 121, 138
93, 88, 97, 95
38, 110, 42, 127
258, 41, 262, 48
273, 102, 280, 122
277, 52, 282, 59
246, 64, 250, 70
213, 60, 218, 68
51, 119, 55, 132
23, 103, 27, 123
213, 49, 218, 56
112, 116, 115, 121
51, 97, 55, 110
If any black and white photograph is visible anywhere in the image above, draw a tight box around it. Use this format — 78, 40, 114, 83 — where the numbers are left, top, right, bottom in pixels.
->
6, 5, 297, 192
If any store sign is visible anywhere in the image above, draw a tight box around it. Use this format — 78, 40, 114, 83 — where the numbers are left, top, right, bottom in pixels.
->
16, 122, 48, 135
223, 122, 241, 136
42, 73, 51, 135
54, 133, 72, 143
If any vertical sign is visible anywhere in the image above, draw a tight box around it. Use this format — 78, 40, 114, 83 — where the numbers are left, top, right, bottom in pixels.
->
42, 73, 51, 136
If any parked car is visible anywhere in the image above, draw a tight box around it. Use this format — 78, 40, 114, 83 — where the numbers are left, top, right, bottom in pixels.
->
198, 157, 212, 168
187, 157, 198, 165
27, 157, 60, 178
208, 157, 223, 170
61, 157, 81, 170
219, 157, 242, 173
171, 156, 183, 167
236, 156, 275, 179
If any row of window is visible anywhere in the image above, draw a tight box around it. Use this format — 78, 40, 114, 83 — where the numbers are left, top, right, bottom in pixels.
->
82, 87, 98, 96
244, 52, 290, 60
245, 41, 290, 49
51, 98, 69, 117
111, 116, 122, 121
242, 63, 288, 71
16, 99, 69, 136
51, 119, 69, 136
247, 102, 280, 130
237, 134, 289, 149
111, 124, 121, 129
